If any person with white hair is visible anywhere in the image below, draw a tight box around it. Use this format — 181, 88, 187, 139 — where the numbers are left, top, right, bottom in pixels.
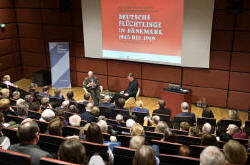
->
40, 109, 55, 122
126, 118, 135, 128
16, 98, 25, 107
99, 95, 115, 109
2, 75, 18, 88
80, 102, 96, 123
83, 71, 100, 105
200, 146, 225, 165
202, 123, 212, 134
0, 88, 10, 98
175, 102, 196, 124
12, 91, 20, 101
116, 114, 124, 123
97, 120, 108, 133
69, 114, 81, 127
227, 124, 247, 139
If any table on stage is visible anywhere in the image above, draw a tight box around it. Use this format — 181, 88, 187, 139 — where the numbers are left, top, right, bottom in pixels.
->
160, 88, 192, 119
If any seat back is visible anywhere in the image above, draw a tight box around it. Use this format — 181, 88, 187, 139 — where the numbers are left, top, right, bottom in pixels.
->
0, 148, 31, 165
113, 146, 135, 165
173, 116, 194, 129
116, 135, 131, 147
76, 103, 86, 114
145, 131, 164, 141
99, 106, 113, 118
2, 128, 19, 144
151, 140, 182, 155
197, 117, 216, 133
143, 126, 155, 132
152, 113, 171, 126
159, 154, 200, 165
27, 110, 41, 120
113, 109, 129, 120
80, 140, 109, 161
34, 119, 48, 133
171, 129, 189, 136
40, 157, 79, 165
175, 135, 201, 145
132, 111, 148, 125
5, 114, 24, 124
189, 145, 206, 158
49, 97, 62, 108
62, 126, 80, 137
38, 134, 65, 154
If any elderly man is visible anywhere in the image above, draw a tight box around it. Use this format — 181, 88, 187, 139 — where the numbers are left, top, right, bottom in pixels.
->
83, 71, 100, 105
175, 102, 196, 124
80, 102, 96, 123
99, 95, 115, 109
227, 124, 247, 139
200, 146, 225, 165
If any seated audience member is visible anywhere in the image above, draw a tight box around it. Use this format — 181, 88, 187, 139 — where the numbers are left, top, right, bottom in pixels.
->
29, 83, 38, 94
79, 123, 90, 140
200, 146, 225, 165
54, 108, 69, 126
146, 115, 160, 127
86, 123, 104, 144
40, 86, 50, 98
12, 90, 20, 101
0, 98, 17, 117
226, 124, 247, 139
98, 115, 107, 121
115, 97, 126, 109
133, 145, 158, 165
189, 126, 200, 137
2, 75, 17, 88
201, 133, 218, 146
175, 102, 196, 123
228, 109, 240, 121
155, 121, 168, 134
223, 140, 248, 165
130, 123, 144, 136
130, 136, 145, 149
56, 100, 70, 112
24, 94, 36, 110
79, 93, 91, 104
1, 88, 10, 98
116, 114, 124, 124
126, 118, 136, 128
40, 97, 52, 111
40, 109, 55, 122
69, 114, 81, 127
97, 120, 108, 133
58, 138, 88, 164
180, 122, 190, 132
153, 100, 171, 116
89, 154, 105, 165
16, 98, 25, 107
51, 88, 65, 101
48, 118, 63, 136
68, 105, 79, 114
91, 106, 100, 117
99, 95, 115, 109
66, 91, 77, 106
0, 112, 11, 149
163, 129, 176, 143
202, 123, 212, 134
80, 102, 96, 123
201, 108, 214, 118
133, 100, 149, 115
8, 120, 52, 165
178, 145, 190, 157
17, 104, 29, 118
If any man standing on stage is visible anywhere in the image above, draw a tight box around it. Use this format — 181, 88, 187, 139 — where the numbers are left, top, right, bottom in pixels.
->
83, 71, 100, 105
112, 73, 138, 103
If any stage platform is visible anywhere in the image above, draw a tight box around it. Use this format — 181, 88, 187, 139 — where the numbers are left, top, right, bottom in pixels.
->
14, 79, 248, 125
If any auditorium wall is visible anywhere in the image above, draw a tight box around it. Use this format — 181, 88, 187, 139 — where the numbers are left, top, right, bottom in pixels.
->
12, 0, 250, 110
0, 0, 22, 82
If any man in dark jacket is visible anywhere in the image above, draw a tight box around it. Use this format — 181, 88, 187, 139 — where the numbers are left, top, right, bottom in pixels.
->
8, 120, 52, 165
80, 102, 96, 123
153, 100, 171, 116
112, 73, 138, 103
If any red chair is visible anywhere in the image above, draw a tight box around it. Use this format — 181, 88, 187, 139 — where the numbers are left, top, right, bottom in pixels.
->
0, 148, 31, 165
159, 154, 200, 165
175, 135, 201, 145
62, 126, 80, 137
116, 134, 131, 147
27, 110, 41, 120
2, 127, 19, 144
113, 146, 135, 165
38, 134, 66, 154
151, 140, 182, 155
40, 157, 80, 165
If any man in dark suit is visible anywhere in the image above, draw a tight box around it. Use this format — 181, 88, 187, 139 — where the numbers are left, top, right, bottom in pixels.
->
83, 71, 100, 105
175, 102, 196, 123
99, 95, 115, 109
8, 120, 52, 165
112, 73, 138, 103
153, 99, 171, 116
80, 102, 96, 123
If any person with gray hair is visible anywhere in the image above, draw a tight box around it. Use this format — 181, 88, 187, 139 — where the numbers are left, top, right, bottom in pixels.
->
12, 91, 20, 100
200, 146, 225, 165
80, 102, 96, 123
202, 123, 212, 134
227, 124, 247, 139
40, 109, 55, 122
69, 114, 81, 127
83, 71, 100, 105
129, 136, 145, 149
17, 104, 29, 118
99, 95, 115, 109
116, 114, 124, 123
175, 102, 196, 124
97, 120, 108, 133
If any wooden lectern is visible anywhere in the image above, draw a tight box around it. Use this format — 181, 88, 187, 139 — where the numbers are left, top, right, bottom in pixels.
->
160, 88, 192, 119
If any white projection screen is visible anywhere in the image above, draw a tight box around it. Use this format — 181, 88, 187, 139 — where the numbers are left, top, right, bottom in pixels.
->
81, 0, 215, 68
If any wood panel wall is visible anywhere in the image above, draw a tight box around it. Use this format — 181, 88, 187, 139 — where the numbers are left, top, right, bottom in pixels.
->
7, 0, 250, 110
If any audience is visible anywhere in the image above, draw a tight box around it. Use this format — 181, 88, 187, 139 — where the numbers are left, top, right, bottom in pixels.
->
201, 133, 218, 146
81, 102, 96, 123
146, 115, 160, 127
48, 118, 63, 136
12, 90, 21, 101
126, 118, 136, 128
175, 102, 196, 123
58, 138, 88, 164
17, 104, 29, 118
153, 100, 171, 116
180, 122, 190, 132
223, 140, 248, 165
116, 114, 124, 124
133, 145, 157, 165
201, 108, 214, 118
202, 123, 212, 134
0, 98, 17, 117
40, 109, 55, 122
1, 88, 10, 98
40, 86, 50, 98
99, 95, 115, 109
66, 91, 77, 106
91, 106, 100, 117
130, 136, 145, 149
40, 97, 52, 111
163, 129, 176, 143
8, 120, 52, 165
115, 97, 126, 109
51, 88, 65, 102
79, 93, 91, 104
69, 114, 81, 127
200, 146, 225, 165
68, 105, 79, 114
226, 124, 247, 139
86, 122, 104, 144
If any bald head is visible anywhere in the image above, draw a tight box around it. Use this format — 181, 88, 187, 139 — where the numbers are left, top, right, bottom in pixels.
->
181, 102, 189, 112
17, 121, 40, 144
